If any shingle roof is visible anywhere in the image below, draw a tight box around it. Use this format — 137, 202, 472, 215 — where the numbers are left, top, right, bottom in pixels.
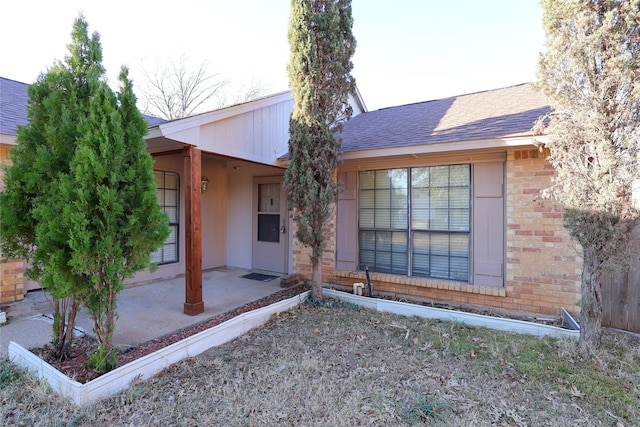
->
0, 76, 165, 136
0, 77, 30, 136
339, 83, 549, 153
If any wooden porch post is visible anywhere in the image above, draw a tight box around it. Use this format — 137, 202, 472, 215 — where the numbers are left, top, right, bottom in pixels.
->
183, 146, 204, 315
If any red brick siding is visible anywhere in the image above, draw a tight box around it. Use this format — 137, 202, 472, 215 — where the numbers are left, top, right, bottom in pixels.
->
504, 148, 581, 315
291, 207, 337, 284
0, 144, 24, 303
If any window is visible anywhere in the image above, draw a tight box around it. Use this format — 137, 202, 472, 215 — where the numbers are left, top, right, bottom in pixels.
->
151, 171, 179, 264
359, 165, 470, 281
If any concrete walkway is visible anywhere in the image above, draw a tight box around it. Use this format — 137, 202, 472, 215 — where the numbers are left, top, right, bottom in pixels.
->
0, 267, 283, 358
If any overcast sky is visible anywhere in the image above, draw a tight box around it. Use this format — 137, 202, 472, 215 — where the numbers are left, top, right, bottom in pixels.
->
0, 0, 545, 112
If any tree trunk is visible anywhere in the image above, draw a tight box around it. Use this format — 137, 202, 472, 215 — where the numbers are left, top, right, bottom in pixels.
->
578, 249, 603, 356
62, 296, 79, 356
52, 295, 80, 360
311, 260, 323, 300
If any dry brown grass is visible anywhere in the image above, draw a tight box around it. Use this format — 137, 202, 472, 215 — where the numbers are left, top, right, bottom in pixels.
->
2, 301, 640, 426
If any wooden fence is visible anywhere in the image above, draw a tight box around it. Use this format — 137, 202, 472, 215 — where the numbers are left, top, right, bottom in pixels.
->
602, 232, 640, 333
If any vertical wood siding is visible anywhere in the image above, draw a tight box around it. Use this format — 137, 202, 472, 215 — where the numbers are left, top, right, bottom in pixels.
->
602, 228, 640, 332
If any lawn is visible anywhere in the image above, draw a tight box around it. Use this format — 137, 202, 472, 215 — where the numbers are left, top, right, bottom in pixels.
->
2, 300, 639, 426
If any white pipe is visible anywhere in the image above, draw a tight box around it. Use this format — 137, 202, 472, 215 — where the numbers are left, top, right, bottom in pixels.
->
353, 282, 364, 296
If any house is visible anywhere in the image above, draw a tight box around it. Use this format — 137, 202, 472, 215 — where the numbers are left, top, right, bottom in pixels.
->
0, 77, 581, 318
0, 76, 368, 312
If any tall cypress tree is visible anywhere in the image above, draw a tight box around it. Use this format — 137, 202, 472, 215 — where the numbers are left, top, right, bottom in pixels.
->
285, 0, 356, 299
536, 0, 640, 355
0, 16, 168, 368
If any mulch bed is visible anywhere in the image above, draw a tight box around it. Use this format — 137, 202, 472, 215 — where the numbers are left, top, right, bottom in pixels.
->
31, 283, 310, 384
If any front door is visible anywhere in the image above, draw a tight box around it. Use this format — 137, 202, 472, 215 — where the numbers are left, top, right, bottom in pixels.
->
252, 176, 288, 273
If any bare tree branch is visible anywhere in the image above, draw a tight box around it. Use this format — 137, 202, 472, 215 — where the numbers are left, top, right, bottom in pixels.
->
140, 54, 227, 120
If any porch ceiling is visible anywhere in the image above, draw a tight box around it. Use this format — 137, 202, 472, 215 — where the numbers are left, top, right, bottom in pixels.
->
146, 136, 190, 154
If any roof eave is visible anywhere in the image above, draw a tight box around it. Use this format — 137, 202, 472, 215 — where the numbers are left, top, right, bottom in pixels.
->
340, 134, 548, 161
156, 92, 292, 137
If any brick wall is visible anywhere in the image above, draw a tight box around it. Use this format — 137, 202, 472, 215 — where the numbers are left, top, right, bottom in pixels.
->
504, 148, 582, 315
294, 150, 583, 318
0, 143, 25, 303
291, 205, 337, 284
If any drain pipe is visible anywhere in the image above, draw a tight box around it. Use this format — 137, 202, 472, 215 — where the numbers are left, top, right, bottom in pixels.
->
365, 265, 373, 297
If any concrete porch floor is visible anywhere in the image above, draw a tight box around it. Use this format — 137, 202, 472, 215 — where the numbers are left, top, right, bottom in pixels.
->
1, 267, 284, 358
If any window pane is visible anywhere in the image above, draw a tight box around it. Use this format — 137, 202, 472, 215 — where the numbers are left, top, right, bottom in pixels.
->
166, 226, 177, 244
411, 231, 469, 281
390, 169, 408, 186
430, 187, 448, 209
412, 188, 430, 209
391, 191, 406, 209
258, 214, 280, 243
410, 164, 470, 233
375, 170, 391, 189
449, 187, 469, 208
375, 231, 391, 252
360, 209, 374, 228
451, 234, 469, 255
150, 249, 162, 264
375, 189, 391, 208
391, 231, 407, 253
359, 189, 375, 209
165, 189, 177, 206
391, 209, 408, 229
360, 230, 407, 274
165, 173, 178, 189
360, 250, 375, 267
360, 171, 375, 189
411, 167, 430, 188
429, 209, 449, 230
413, 253, 430, 277
451, 209, 470, 231
376, 251, 391, 272
374, 209, 391, 228
259, 183, 280, 213
359, 231, 375, 251
430, 166, 449, 187
412, 208, 429, 230
430, 255, 449, 279
450, 164, 470, 186
166, 207, 178, 223
392, 254, 408, 275
163, 243, 177, 262
412, 231, 430, 254
431, 234, 449, 255
450, 257, 469, 281
154, 172, 164, 188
